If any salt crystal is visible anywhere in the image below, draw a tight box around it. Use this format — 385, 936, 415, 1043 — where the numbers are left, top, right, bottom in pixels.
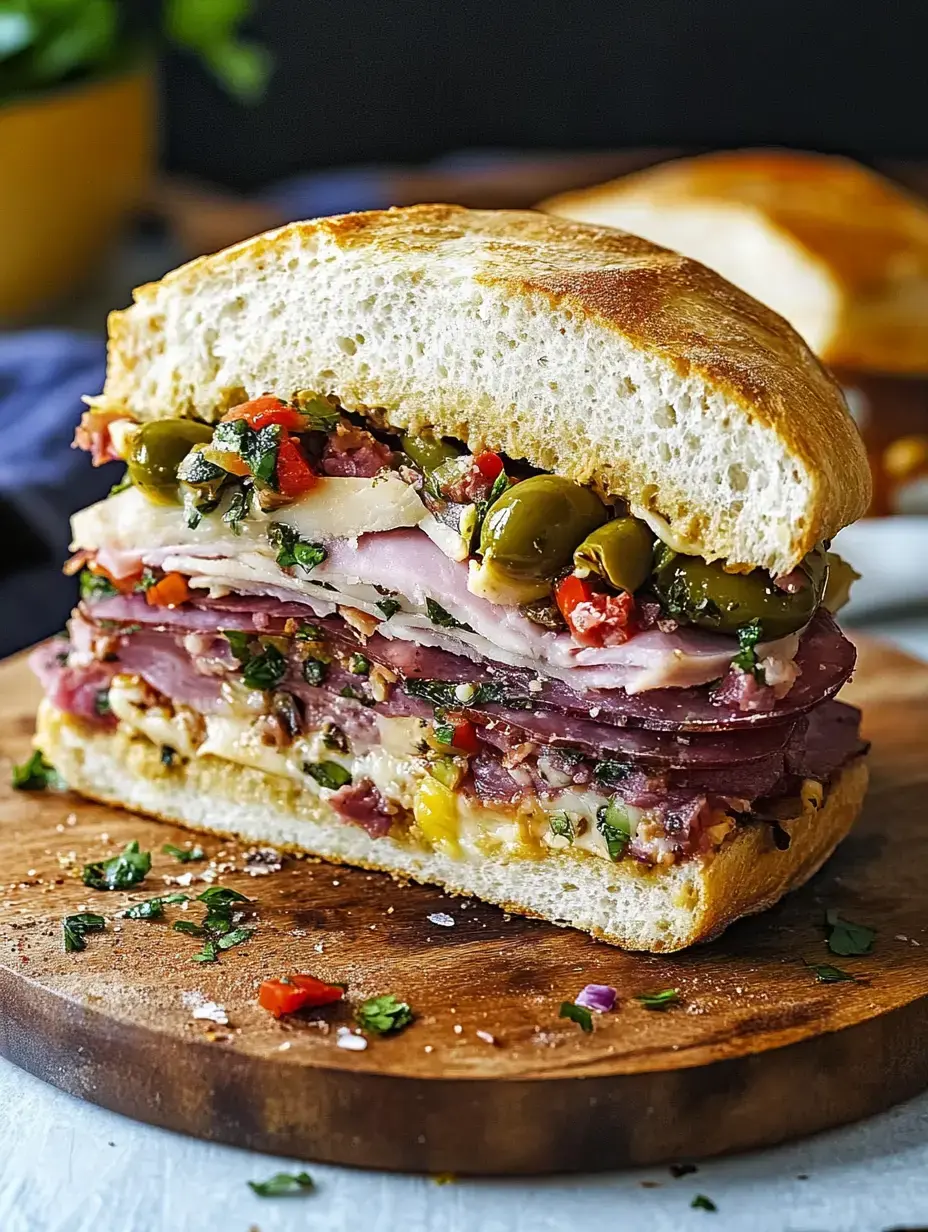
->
476, 1029, 496, 1045
427, 912, 455, 928
453, 1024, 463, 1035
336, 1028, 368, 1052
182, 992, 229, 1025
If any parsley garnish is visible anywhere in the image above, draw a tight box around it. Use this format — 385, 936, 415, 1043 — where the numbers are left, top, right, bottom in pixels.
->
304, 760, 352, 790
404, 678, 533, 711
824, 908, 876, 956
172, 919, 207, 937
348, 653, 370, 675
193, 940, 220, 963
123, 892, 189, 920
82, 841, 151, 891
559, 1001, 593, 1032
549, 812, 574, 844
79, 569, 118, 602
636, 988, 680, 1011
197, 886, 250, 908
302, 658, 329, 686
425, 598, 472, 631
376, 597, 401, 620
355, 994, 414, 1035
248, 1170, 315, 1197
732, 618, 764, 679
216, 926, 254, 951
339, 684, 374, 706
267, 522, 327, 571
222, 484, 250, 534
162, 843, 205, 863
170, 886, 252, 960
295, 622, 326, 640
593, 759, 631, 787
691, 1194, 717, 1212
223, 629, 252, 662
213, 418, 282, 486
294, 391, 341, 430
241, 643, 287, 691
433, 717, 455, 745
596, 799, 631, 861
12, 750, 65, 791
806, 960, 856, 984
62, 913, 105, 953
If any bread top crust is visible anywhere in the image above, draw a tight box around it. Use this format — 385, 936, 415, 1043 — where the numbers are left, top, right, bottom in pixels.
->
103, 205, 870, 574
542, 150, 928, 374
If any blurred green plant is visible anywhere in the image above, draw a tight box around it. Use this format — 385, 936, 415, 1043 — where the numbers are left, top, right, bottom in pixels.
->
0, 0, 269, 104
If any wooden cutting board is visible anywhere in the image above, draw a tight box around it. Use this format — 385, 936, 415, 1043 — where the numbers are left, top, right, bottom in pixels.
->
1, 640, 926, 1176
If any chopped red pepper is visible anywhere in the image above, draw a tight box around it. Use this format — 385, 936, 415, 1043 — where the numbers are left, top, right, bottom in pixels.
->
222, 396, 308, 433
258, 973, 345, 1019
275, 434, 318, 499
447, 717, 480, 756
555, 573, 638, 648
88, 561, 142, 595
473, 451, 504, 482
145, 571, 191, 608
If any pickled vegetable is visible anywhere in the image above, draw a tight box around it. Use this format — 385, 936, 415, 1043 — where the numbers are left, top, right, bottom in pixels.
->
573, 517, 655, 593
127, 419, 214, 505
479, 474, 607, 581
401, 431, 463, 475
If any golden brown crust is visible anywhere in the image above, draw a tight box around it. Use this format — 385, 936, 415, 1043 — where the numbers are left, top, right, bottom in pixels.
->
543, 151, 928, 374
101, 205, 870, 570
36, 701, 868, 953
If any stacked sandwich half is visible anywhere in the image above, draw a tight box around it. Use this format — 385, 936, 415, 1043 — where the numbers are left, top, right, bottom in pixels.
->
31, 206, 871, 950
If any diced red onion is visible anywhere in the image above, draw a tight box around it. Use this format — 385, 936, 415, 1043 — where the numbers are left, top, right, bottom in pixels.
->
575, 984, 617, 1013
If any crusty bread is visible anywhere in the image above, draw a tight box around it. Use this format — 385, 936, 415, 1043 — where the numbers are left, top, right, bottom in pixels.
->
100, 204, 869, 577
36, 700, 869, 953
542, 150, 928, 376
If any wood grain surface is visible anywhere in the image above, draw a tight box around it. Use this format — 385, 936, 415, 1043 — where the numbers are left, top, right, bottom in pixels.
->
0, 640, 926, 1175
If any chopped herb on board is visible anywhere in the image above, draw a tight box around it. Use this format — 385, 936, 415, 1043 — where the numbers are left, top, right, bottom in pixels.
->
636, 988, 681, 1011
732, 619, 764, 679
355, 994, 414, 1035
691, 1194, 717, 1212
425, 598, 472, 631
824, 909, 876, 956
172, 920, 207, 937
216, 927, 254, 951
122, 892, 189, 920
559, 1001, 593, 1033
162, 843, 205, 863
805, 961, 857, 984
596, 800, 631, 861
11, 750, 65, 791
193, 940, 220, 964
62, 913, 105, 952
248, 1170, 315, 1197
376, 597, 401, 620
82, 841, 151, 891
198, 887, 250, 908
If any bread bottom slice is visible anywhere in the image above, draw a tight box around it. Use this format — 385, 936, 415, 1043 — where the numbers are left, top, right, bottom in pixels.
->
36, 700, 869, 953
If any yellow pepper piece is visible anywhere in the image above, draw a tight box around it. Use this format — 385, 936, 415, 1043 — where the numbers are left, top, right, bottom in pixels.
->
414, 773, 461, 856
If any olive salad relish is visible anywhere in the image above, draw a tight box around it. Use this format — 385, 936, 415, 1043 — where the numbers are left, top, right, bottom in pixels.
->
112, 391, 848, 661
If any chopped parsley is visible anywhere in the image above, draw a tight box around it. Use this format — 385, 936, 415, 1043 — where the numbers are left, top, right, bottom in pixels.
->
824, 908, 876, 956
212, 418, 282, 486
302, 657, 329, 686
425, 598, 472, 631
123, 892, 189, 920
348, 653, 370, 675
162, 843, 205, 863
636, 988, 680, 1011
82, 841, 151, 891
339, 684, 374, 706
596, 799, 631, 861
806, 960, 856, 984
732, 618, 764, 679
294, 391, 341, 430
193, 940, 220, 964
79, 569, 118, 602
559, 1001, 593, 1032
135, 568, 158, 592
295, 622, 326, 641
376, 597, 401, 620
549, 812, 574, 844
304, 760, 352, 790
223, 629, 252, 662
169, 887, 251, 960
404, 678, 532, 711
593, 759, 631, 787
12, 750, 65, 791
197, 886, 250, 908
433, 717, 456, 745
356, 994, 414, 1035
172, 919, 207, 937
222, 484, 250, 534
62, 913, 105, 953
691, 1194, 717, 1212
267, 522, 327, 571
216, 926, 254, 951
241, 643, 287, 691
94, 689, 112, 716
322, 723, 349, 753
248, 1170, 315, 1197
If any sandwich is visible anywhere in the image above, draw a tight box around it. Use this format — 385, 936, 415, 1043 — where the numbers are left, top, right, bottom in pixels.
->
542, 148, 928, 515
30, 205, 871, 952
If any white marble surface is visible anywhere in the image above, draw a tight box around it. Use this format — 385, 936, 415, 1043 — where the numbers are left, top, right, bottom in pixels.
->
4, 584, 928, 1232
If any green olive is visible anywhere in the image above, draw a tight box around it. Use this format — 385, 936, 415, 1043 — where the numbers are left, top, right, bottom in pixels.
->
650, 546, 827, 638
479, 474, 608, 581
401, 432, 463, 475
127, 419, 215, 505
573, 517, 655, 593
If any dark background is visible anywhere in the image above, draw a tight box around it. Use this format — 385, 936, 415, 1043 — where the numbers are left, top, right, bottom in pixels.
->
163, 0, 928, 191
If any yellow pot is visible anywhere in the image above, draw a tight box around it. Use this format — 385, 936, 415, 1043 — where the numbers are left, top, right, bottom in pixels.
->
0, 66, 155, 323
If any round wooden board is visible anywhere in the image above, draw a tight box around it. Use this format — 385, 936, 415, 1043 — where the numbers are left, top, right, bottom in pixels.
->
1, 640, 927, 1175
